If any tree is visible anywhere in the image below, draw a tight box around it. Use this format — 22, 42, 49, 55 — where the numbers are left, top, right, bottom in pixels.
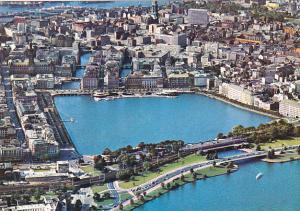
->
190, 168, 194, 174
256, 145, 261, 151
119, 203, 124, 210
139, 195, 145, 202
232, 125, 244, 135
94, 156, 106, 170
270, 127, 279, 140
193, 172, 197, 180
138, 142, 145, 149
34, 189, 41, 201
166, 183, 171, 189
102, 148, 112, 155
93, 193, 100, 201
130, 199, 134, 205
161, 182, 165, 188
74, 199, 82, 211
180, 174, 185, 181
217, 133, 224, 139
116, 169, 134, 180
143, 161, 151, 172
89, 205, 97, 211
103, 192, 111, 199
267, 149, 275, 159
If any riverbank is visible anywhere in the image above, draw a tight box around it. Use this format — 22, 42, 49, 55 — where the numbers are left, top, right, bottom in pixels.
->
196, 90, 281, 119
119, 165, 235, 211
262, 152, 300, 163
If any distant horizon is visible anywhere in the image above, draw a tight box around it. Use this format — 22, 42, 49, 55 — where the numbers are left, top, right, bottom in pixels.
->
0, 0, 153, 2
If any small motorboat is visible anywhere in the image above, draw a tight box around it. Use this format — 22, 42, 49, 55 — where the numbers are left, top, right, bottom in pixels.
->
256, 172, 263, 180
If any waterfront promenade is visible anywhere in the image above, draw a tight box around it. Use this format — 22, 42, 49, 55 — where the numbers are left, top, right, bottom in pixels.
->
36, 89, 93, 96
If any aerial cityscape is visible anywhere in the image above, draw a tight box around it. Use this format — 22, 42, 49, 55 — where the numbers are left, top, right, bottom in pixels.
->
1, 0, 300, 210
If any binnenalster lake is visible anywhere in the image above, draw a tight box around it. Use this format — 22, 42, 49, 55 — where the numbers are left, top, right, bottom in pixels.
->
54, 94, 271, 155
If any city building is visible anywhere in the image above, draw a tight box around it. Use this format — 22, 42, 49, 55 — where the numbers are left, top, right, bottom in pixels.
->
279, 99, 300, 118
187, 9, 209, 25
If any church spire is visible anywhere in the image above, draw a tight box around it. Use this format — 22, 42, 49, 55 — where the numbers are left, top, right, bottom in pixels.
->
151, 0, 159, 23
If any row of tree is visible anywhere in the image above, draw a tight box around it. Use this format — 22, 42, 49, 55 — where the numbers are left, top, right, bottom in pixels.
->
228, 120, 297, 144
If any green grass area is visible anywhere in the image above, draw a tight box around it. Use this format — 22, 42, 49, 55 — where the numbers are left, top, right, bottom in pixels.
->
120, 192, 133, 202
260, 137, 300, 150
119, 154, 206, 189
195, 166, 228, 177
122, 166, 229, 211
81, 165, 103, 176
263, 152, 300, 163
91, 184, 108, 193
95, 197, 115, 207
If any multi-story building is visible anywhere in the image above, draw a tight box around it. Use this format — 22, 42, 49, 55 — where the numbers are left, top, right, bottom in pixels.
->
35, 74, 55, 89
81, 65, 100, 90
104, 61, 120, 90
219, 83, 254, 106
0, 117, 16, 139
279, 99, 300, 118
155, 33, 187, 47
0, 145, 23, 162
188, 9, 209, 25
125, 72, 164, 90
167, 73, 192, 88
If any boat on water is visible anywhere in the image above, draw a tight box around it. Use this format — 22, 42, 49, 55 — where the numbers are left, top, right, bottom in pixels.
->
122, 92, 134, 96
256, 172, 263, 180
93, 91, 109, 98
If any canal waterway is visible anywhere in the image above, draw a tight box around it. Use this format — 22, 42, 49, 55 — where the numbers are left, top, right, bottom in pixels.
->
61, 52, 92, 90
54, 94, 270, 155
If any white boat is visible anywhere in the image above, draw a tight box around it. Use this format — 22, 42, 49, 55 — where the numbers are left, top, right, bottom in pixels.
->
256, 172, 263, 180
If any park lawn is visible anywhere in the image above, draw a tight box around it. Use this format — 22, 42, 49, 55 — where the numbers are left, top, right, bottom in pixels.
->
119, 154, 206, 189
120, 192, 133, 202
81, 165, 102, 176
195, 166, 228, 177
260, 137, 300, 150
91, 184, 108, 193
95, 198, 114, 207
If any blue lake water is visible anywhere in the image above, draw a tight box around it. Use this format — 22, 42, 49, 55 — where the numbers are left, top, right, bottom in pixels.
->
0, 0, 168, 14
218, 149, 245, 158
137, 160, 300, 211
54, 94, 270, 155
